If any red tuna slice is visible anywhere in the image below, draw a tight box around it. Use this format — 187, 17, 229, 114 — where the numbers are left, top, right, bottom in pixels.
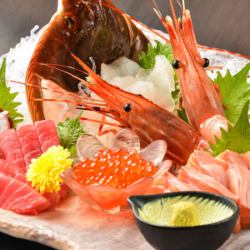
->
166, 172, 199, 192
179, 166, 237, 201
24, 150, 42, 166
0, 160, 26, 182
6, 149, 24, 162
0, 129, 15, 143
0, 161, 26, 178
0, 133, 22, 158
35, 120, 59, 152
43, 184, 69, 208
41, 138, 60, 152
43, 192, 61, 208
0, 174, 50, 215
22, 141, 41, 155
17, 124, 35, 135
35, 120, 57, 134
188, 150, 228, 187
19, 132, 39, 142
13, 159, 26, 169
59, 184, 69, 200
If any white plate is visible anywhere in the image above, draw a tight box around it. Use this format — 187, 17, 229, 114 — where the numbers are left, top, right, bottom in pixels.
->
0, 25, 249, 250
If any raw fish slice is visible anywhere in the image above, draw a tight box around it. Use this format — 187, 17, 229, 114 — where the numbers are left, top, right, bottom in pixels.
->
227, 164, 250, 208
111, 129, 140, 152
179, 166, 237, 201
140, 140, 167, 166
35, 120, 57, 134
0, 134, 22, 158
166, 172, 199, 192
22, 141, 42, 155
13, 159, 26, 169
38, 131, 57, 143
242, 152, 250, 168
41, 138, 60, 152
24, 150, 42, 166
6, 149, 24, 162
58, 184, 69, 200
43, 192, 61, 208
0, 161, 26, 179
18, 132, 39, 142
0, 174, 50, 215
219, 150, 250, 170
188, 150, 228, 187
35, 120, 59, 152
43, 185, 69, 208
0, 129, 15, 142
17, 124, 35, 135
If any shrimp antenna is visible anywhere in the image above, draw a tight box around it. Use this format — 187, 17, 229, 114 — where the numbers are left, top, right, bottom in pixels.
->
169, 0, 179, 27
176, 0, 182, 9
149, 0, 163, 19
182, 0, 186, 10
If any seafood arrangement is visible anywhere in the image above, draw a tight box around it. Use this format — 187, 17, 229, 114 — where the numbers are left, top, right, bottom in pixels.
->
0, 0, 249, 249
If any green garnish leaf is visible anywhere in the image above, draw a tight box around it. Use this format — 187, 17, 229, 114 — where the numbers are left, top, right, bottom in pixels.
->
0, 58, 24, 126
177, 108, 189, 123
139, 41, 174, 69
215, 63, 250, 123
210, 101, 250, 156
57, 115, 85, 157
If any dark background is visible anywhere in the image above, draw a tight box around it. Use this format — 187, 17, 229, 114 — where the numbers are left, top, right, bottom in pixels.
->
0, 0, 249, 249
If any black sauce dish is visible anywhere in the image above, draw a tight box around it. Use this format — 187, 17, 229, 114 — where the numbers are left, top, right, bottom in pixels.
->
128, 192, 239, 250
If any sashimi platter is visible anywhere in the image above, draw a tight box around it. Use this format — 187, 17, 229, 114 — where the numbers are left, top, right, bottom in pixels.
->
0, 1, 250, 250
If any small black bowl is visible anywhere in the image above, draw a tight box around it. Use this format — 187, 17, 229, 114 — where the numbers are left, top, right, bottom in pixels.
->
128, 192, 239, 250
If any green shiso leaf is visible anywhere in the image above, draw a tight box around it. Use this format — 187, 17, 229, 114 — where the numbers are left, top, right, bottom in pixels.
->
0, 58, 24, 127
215, 63, 250, 123
57, 115, 85, 157
210, 101, 250, 156
139, 41, 174, 70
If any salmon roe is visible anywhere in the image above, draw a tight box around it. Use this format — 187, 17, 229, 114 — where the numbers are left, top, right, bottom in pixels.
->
73, 149, 157, 189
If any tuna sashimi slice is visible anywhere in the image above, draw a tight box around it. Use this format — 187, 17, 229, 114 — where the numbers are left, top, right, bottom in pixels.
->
0, 129, 15, 142
35, 120, 59, 152
0, 174, 50, 215
17, 124, 35, 135
41, 138, 60, 152
179, 166, 237, 201
0, 160, 26, 180
0, 134, 22, 158
6, 149, 24, 162
24, 150, 42, 166
22, 141, 41, 155
35, 120, 57, 134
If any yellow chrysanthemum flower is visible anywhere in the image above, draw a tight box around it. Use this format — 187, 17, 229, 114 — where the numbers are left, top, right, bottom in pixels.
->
26, 146, 73, 194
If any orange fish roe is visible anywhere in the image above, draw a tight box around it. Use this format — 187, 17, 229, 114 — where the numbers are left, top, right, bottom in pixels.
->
73, 149, 157, 189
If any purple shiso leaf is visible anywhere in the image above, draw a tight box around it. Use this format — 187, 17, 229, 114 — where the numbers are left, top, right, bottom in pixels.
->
140, 140, 167, 166
76, 135, 105, 161
111, 129, 140, 152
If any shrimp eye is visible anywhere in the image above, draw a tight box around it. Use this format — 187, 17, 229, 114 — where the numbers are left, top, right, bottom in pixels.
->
203, 58, 210, 68
64, 14, 77, 32
124, 104, 132, 112
172, 60, 181, 69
